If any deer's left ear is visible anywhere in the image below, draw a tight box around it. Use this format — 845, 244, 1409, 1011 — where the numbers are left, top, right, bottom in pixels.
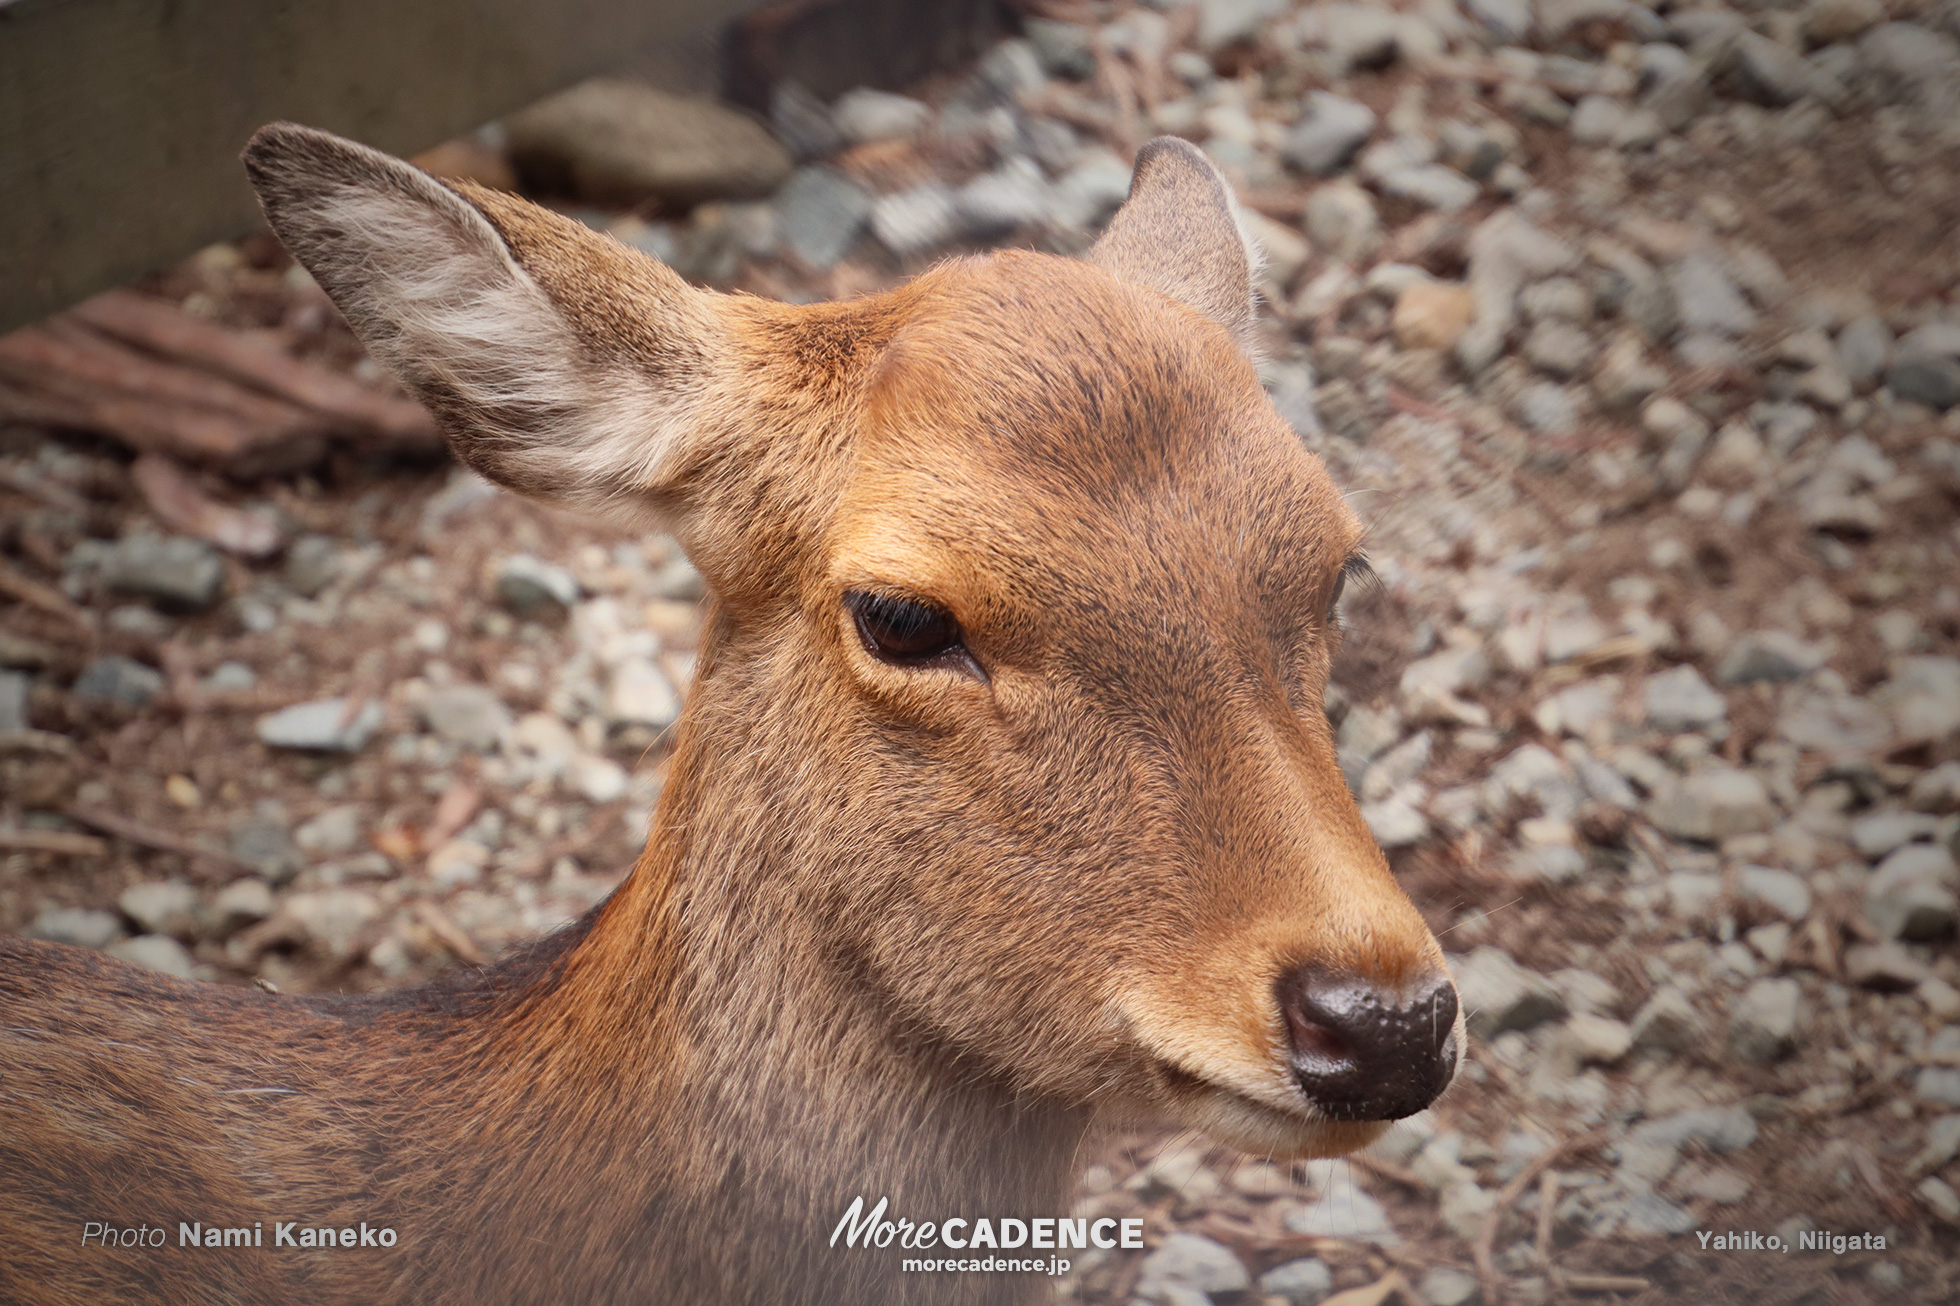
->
1086, 137, 1261, 353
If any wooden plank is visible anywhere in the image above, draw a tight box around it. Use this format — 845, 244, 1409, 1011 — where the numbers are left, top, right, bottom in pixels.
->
0, 0, 764, 332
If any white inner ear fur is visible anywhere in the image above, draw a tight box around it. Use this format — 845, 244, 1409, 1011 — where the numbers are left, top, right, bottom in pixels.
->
279, 160, 707, 522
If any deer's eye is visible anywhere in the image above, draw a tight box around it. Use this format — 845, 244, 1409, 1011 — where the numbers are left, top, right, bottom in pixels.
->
1327, 571, 1347, 622
846, 591, 965, 665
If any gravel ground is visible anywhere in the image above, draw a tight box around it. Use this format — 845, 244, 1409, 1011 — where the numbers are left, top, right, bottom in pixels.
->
5, 1, 1960, 1303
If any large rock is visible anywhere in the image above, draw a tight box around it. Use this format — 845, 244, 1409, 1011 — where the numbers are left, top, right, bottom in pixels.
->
1282, 93, 1377, 175
1646, 767, 1775, 842
506, 80, 791, 207
1259, 1259, 1335, 1306
1866, 844, 1959, 940
100, 535, 225, 613
256, 698, 383, 753
1136, 1233, 1249, 1297
419, 685, 512, 752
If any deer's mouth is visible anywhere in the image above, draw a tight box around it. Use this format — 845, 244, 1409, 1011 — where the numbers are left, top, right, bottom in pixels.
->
1150, 1059, 1391, 1160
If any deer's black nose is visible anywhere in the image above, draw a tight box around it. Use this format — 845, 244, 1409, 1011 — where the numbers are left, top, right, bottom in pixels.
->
1276, 968, 1459, 1121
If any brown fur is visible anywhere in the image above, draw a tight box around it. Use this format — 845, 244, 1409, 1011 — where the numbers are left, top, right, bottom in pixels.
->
0, 126, 1457, 1306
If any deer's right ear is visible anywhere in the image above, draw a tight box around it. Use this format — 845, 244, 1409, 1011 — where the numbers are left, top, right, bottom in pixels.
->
242, 122, 724, 521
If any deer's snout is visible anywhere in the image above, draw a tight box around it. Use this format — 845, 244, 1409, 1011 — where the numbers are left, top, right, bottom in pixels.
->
1276, 967, 1459, 1121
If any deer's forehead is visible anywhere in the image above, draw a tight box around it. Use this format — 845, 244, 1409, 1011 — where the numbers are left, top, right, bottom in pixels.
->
833, 407, 1360, 615
827, 253, 1361, 605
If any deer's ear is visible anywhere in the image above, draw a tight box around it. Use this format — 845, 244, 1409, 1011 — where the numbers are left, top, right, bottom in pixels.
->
242, 121, 723, 520
1086, 137, 1260, 353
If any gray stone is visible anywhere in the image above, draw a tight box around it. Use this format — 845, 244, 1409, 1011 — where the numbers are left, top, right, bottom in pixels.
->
107, 934, 198, 980
1464, 0, 1534, 41
284, 534, 339, 598
495, 555, 579, 617
212, 878, 276, 932
1909, 762, 1960, 814
1522, 319, 1596, 379
25, 906, 124, 949
1515, 382, 1579, 436
1667, 872, 1723, 918
831, 88, 931, 144
1844, 941, 1931, 989
1737, 865, 1812, 921
1376, 164, 1481, 212
1889, 356, 1960, 411
775, 167, 873, 269
117, 881, 198, 938
1418, 1266, 1481, 1306
1363, 796, 1430, 849
953, 158, 1051, 235
1303, 181, 1382, 266
1645, 665, 1728, 732
1284, 1184, 1400, 1243
229, 805, 298, 882
1452, 946, 1566, 1039
871, 183, 960, 256
295, 805, 364, 858
1779, 685, 1894, 753
1807, 0, 1886, 45
283, 889, 383, 961
1569, 94, 1627, 145
1669, 251, 1755, 338
73, 656, 164, 709
1717, 631, 1824, 685
1328, 4, 1409, 69
1136, 1232, 1250, 1296
1726, 31, 1826, 107
1631, 1104, 1758, 1152
1048, 151, 1135, 231
1198, 0, 1286, 51
1283, 93, 1377, 176
1259, 1258, 1335, 1306
1647, 768, 1775, 842
1630, 987, 1704, 1054
1729, 977, 1802, 1062
100, 535, 224, 613
0, 668, 29, 732
1135, 1285, 1208, 1306
1850, 811, 1940, 858
608, 658, 681, 730
1876, 656, 1960, 739
975, 39, 1046, 100
1866, 843, 1959, 940
203, 661, 256, 692
1588, 1192, 1698, 1237
419, 685, 512, 752
1024, 19, 1096, 79
768, 82, 843, 163
1917, 1068, 1960, 1107
505, 80, 791, 206
1484, 743, 1580, 821
1837, 315, 1893, 393
256, 698, 383, 752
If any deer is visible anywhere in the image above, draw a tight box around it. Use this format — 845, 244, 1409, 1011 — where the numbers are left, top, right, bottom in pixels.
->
0, 123, 1463, 1306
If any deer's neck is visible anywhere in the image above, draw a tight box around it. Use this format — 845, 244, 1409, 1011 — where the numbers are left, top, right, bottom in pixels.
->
433, 718, 1086, 1304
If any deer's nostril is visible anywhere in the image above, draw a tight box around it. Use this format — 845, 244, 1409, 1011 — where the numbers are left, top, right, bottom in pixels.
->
1276, 968, 1458, 1121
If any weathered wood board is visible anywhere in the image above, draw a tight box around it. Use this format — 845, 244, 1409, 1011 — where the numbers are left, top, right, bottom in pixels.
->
0, 0, 762, 332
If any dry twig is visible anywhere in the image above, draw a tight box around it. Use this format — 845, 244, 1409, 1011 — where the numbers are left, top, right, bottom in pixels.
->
1473, 1130, 1609, 1306
64, 804, 259, 875
0, 827, 109, 857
